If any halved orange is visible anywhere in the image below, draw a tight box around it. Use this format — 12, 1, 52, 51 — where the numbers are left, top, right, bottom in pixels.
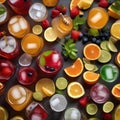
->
67, 82, 85, 99
83, 71, 100, 85
35, 78, 55, 97
112, 84, 120, 100
83, 43, 101, 60
0, 0, 6, 3
70, 0, 81, 10
114, 105, 120, 120
64, 58, 84, 77
115, 52, 120, 67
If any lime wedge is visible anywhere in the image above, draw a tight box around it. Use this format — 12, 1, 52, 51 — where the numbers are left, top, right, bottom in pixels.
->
103, 101, 114, 113
85, 63, 95, 71
32, 25, 43, 35
56, 77, 68, 90
108, 37, 118, 52
86, 103, 98, 115
93, 65, 99, 72
88, 118, 100, 120
83, 57, 91, 64
33, 91, 43, 101
98, 50, 112, 63
100, 41, 109, 51
0, 106, 8, 120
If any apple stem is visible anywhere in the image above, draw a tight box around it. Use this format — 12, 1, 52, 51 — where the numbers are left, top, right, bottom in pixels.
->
59, 13, 70, 25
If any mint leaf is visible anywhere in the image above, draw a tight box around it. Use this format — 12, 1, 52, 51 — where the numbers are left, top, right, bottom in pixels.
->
73, 15, 86, 30
40, 56, 45, 66
88, 28, 99, 37
43, 50, 52, 56
0, 6, 5, 15
111, 1, 120, 14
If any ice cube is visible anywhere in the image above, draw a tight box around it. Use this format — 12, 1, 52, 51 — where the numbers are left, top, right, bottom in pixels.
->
91, 12, 102, 23
36, 11, 42, 18
2, 46, 14, 53
11, 88, 21, 99
98, 91, 107, 98
0, 40, 6, 48
105, 68, 113, 79
32, 4, 41, 11
18, 87, 26, 96
53, 54, 59, 63
97, 84, 104, 90
10, 0, 18, 4
71, 110, 78, 119
50, 98, 60, 107
19, 18, 27, 30
12, 23, 21, 32
31, 114, 42, 120
17, 96, 26, 104
9, 17, 18, 24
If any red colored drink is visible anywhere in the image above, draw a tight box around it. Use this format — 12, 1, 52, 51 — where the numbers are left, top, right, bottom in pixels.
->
8, 0, 32, 15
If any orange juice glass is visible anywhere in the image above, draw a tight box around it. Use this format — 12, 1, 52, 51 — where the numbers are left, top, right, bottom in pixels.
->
6, 85, 32, 111
52, 14, 73, 39
21, 33, 44, 57
87, 7, 109, 29
8, 15, 30, 38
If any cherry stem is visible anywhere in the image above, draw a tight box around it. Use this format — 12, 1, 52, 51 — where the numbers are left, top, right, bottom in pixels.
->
59, 13, 70, 25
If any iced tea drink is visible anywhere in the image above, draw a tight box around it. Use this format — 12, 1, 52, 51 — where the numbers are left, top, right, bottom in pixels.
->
21, 33, 44, 57
6, 85, 32, 111
87, 7, 109, 29
8, 15, 30, 38
52, 14, 73, 39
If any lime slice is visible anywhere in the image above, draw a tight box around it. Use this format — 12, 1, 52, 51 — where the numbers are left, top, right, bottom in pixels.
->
98, 50, 112, 63
32, 25, 43, 35
10, 116, 24, 120
108, 37, 118, 52
44, 27, 57, 42
56, 77, 68, 90
88, 118, 100, 120
100, 41, 109, 51
103, 101, 114, 113
93, 65, 99, 72
83, 57, 91, 64
86, 103, 98, 115
85, 63, 95, 71
33, 91, 43, 101
0, 106, 8, 120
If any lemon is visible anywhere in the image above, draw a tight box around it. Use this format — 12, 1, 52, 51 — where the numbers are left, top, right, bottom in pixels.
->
32, 25, 43, 35
0, 106, 8, 120
86, 103, 98, 115
103, 101, 114, 113
44, 27, 57, 42
56, 77, 68, 90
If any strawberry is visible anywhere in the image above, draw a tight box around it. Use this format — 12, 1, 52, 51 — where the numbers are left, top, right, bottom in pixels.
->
98, 0, 109, 8
2, 67, 12, 77
71, 30, 83, 41
41, 19, 50, 29
79, 96, 89, 107
103, 113, 112, 120
70, 7, 79, 18
55, 5, 67, 14
51, 9, 60, 18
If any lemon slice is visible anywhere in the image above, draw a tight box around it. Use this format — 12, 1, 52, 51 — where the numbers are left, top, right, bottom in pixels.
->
32, 25, 43, 35
44, 27, 57, 42
56, 77, 68, 90
86, 103, 98, 115
100, 41, 109, 51
10, 116, 24, 120
103, 101, 114, 113
98, 50, 112, 63
0, 106, 8, 120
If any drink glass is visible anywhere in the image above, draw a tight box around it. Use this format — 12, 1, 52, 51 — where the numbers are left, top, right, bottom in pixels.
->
8, 15, 30, 38
6, 85, 32, 111
26, 101, 48, 120
0, 35, 19, 59
8, 0, 32, 15
0, 4, 8, 25
37, 49, 63, 77
90, 83, 110, 104
21, 33, 44, 57
29, 3, 48, 22
52, 13, 73, 39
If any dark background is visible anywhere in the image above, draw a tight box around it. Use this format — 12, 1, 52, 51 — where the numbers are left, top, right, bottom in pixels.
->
0, 0, 120, 120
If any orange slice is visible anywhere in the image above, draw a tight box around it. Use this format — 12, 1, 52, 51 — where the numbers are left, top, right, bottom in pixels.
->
83, 71, 100, 85
35, 78, 55, 98
115, 52, 120, 67
114, 105, 120, 120
0, 0, 6, 3
64, 58, 84, 77
83, 43, 101, 60
70, 0, 81, 10
67, 82, 85, 99
112, 84, 120, 100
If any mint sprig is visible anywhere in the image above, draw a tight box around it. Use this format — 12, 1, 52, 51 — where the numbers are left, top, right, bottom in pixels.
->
62, 38, 78, 60
0, 6, 6, 15
88, 28, 99, 37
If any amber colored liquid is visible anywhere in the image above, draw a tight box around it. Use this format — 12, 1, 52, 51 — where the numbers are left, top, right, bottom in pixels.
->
42, 0, 59, 7
21, 33, 44, 57
52, 15, 73, 39
87, 7, 109, 29
8, 16, 30, 38
6, 85, 32, 111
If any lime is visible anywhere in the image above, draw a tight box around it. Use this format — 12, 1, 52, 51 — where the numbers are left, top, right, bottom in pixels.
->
103, 101, 114, 113
83, 57, 91, 64
0, 106, 8, 120
44, 27, 57, 42
86, 103, 98, 115
32, 25, 43, 35
92, 65, 99, 72
56, 77, 68, 90
85, 63, 95, 71
108, 37, 118, 52
10, 116, 24, 120
33, 91, 43, 101
100, 41, 109, 51
98, 50, 112, 63
88, 118, 100, 120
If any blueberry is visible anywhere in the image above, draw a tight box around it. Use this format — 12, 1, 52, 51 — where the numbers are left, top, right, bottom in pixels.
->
104, 32, 110, 40
91, 37, 97, 43
79, 33, 83, 40
45, 65, 50, 71
63, 55, 69, 61
82, 36, 89, 44
95, 39, 101, 45
50, 67, 55, 72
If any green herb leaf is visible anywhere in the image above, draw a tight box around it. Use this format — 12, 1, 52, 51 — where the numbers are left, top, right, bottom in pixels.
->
0, 6, 6, 15
88, 28, 99, 37
111, 0, 120, 14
